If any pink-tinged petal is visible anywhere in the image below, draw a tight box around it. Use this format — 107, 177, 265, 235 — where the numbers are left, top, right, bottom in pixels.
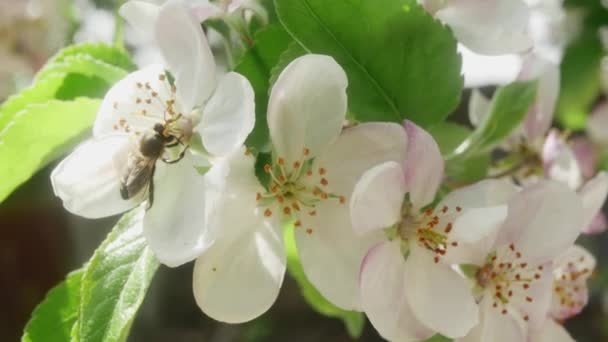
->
350, 161, 407, 235
50, 136, 139, 219
403, 120, 444, 210
579, 171, 608, 233
435, 0, 532, 55
570, 137, 598, 180
315, 122, 408, 198
155, 1, 216, 110
587, 102, 608, 146
522, 58, 560, 142
468, 89, 491, 127
143, 154, 212, 267
192, 222, 285, 323
404, 245, 479, 338
583, 212, 607, 234
542, 130, 583, 189
93, 64, 168, 137
550, 245, 595, 321
498, 180, 584, 264
530, 319, 575, 342
268, 54, 347, 164
296, 200, 384, 310
120, 0, 159, 33
360, 241, 435, 341
418, 0, 445, 14
199, 72, 255, 157
189, 0, 223, 21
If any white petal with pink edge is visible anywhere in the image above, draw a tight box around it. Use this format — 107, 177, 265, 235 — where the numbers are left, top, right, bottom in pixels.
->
403, 120, 444, 210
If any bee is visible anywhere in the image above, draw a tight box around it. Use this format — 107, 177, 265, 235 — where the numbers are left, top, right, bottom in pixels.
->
120, 121, 188, 208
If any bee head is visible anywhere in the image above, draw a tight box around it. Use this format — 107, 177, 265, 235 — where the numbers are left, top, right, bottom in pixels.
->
153, 123, 165, 135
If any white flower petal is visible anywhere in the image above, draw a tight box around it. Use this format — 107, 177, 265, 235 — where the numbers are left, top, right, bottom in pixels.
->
439, 179, 518, 265
93, 64, 168, 137
51, 136, 138, 219
314, 122, 408, 197
476, 300, 526, 342
120, 0, 160, 33
143, 155, 212, 267
360, 241, 435, 341
531, 319, 575, 342
583, 212, 607, 235
404, 245, 479, 338
295, 199, 384, 310
199, 72, 255, 157
268, 54, 347, 163
587, 102, 608, 146
444, 205, 508, 265
403, 120, 444, 210
439, 178, 519, 209
522, 58, 560, 142
579, 171, 608, 232
350, 161, 406, 235
499, 180, 584, 264
203, 148, 266, 244
192, 223, 286, 323
468, 89, 491, 127
155, 1, 216, 110
435, 0, 532, 55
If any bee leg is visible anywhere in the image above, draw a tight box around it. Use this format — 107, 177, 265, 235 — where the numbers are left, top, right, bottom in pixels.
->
162, 145, 189, 164
147, 164, 156, 210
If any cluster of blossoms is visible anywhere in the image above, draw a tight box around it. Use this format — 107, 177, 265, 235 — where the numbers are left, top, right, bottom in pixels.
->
49, 0, 607, 341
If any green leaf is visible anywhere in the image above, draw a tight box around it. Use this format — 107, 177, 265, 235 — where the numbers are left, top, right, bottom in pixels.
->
428, 122, 490, 183
0, 43, 133, 130
449, 81, 538, 159
275, 0, 463, 127
0, 98, 100, 203
22, 270, 84, 342
556, 30, 604, 129
423, 335, 452, 342
284, 227, 365, 339
36, 43, 136, 80
235, 24, 293, 151
39, 54, 130, 85
78, 209, 160, 342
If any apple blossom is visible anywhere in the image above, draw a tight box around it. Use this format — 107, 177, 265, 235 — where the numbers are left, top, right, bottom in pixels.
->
469, 56, 608, 235
351, 121, 521, 340
51, 0, 255, 267
418, 0, 533, 55
191, 54, 408, 323
454, 180, 583, 342
530, 245, 595, 342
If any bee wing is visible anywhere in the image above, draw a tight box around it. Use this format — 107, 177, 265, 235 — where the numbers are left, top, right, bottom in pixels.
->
120, 152, 156, 200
